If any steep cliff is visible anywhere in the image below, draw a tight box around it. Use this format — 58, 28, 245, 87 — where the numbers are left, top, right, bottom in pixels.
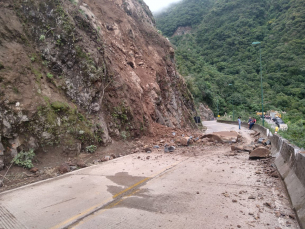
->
0, 0, 195, 169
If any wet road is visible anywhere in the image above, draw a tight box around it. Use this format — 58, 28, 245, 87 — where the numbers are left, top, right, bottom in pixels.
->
0, 121, 299, 229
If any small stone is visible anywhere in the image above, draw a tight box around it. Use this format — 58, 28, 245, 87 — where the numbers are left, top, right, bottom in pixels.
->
264, 202, 272, 209
168, 146, 175, 152
271, 172, 279, 178
196, 191, 199, 194
144, 147, 152, 152
0, 180, 3, 187
153, 145, 160, 149
76, 161, 87, 168
289, 214, 295, 219
232, 199, 237, 203
70, 166, 77, 171
101, 156, 110, 162
30, 167, 39, 173
58, 164, 70, 174
248, 195, 256, 199
237, 225, 241, 228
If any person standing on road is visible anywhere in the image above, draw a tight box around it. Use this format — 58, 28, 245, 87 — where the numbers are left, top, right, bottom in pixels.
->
249, 117, 256, 130
238, 116, 241, 130
248, 117, 252, 129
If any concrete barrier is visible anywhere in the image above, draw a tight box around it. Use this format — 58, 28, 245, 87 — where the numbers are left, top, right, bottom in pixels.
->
217, 120, 305, 228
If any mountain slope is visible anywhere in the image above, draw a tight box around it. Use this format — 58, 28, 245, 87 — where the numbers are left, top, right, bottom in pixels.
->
155, 0, 305, 116
0, 0, 195, 169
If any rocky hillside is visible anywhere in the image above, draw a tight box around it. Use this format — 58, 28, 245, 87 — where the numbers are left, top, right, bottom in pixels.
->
0, 0, 195, 169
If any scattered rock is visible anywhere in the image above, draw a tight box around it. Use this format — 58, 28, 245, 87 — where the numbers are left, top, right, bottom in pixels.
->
248, 195, 256, 199
271, 172, 279, 178
249, 147, 271, 159
243, 145, 254, 152
143, 146, 151, 152
30, 167, 39, 173
258, 138, 265, 144
58, 164, 70, 174
252, 131, 260, 137
175, 137, 193, 146
222, 192, 230, 197
168, 146, 175, 152
196, 191, 200, 194
232, 199, 237, 203
70, 166, 77, 171
263, 139, 271, 145
101, 156, 111, 162
263, 202, 272, 209
231, 146, 242, 151
153, 145, 160, 149
76, 161, 87, 168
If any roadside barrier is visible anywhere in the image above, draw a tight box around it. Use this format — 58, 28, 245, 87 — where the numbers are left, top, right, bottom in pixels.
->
216, 120, 305, 229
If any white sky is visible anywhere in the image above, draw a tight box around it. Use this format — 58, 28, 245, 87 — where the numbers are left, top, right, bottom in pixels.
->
144, 0, 182, 13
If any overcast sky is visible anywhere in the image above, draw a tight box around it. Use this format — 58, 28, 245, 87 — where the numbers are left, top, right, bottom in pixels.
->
144, 0, 182, 13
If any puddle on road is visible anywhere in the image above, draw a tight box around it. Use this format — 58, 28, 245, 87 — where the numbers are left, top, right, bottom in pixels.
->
106, 172, 147, 195
112, 188, 192, 214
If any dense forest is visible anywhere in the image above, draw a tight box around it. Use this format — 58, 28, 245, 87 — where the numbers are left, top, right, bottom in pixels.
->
155, 0, 305, 147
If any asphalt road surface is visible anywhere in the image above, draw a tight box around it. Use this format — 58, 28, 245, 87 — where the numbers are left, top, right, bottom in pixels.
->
0, 121, 299, 229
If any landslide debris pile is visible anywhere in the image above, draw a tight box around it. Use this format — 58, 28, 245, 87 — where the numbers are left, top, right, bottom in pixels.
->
0, 0, 195, 170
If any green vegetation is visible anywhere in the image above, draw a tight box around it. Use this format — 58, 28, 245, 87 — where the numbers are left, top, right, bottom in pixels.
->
47, 73, 53, 79
156, 0, 305, 147
86, 145, 97, 153
12, 149, 35, 169
39, 34, 45, 41
51, 101, 69, 112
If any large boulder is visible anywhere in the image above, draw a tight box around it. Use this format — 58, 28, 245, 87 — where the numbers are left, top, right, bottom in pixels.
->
201, 134, 223, 143
249, 147, 271, 159
175, 137, 192, 146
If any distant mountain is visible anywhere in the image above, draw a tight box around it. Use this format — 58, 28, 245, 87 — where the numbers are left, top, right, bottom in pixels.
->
155, 0, 305, 117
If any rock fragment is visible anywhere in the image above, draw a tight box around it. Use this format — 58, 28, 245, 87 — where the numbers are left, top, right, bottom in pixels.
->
58, 163, 70, 174
249, 147, 271, 159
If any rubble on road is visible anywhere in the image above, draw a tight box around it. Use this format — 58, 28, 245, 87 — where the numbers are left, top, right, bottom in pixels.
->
202, 131, 239, 143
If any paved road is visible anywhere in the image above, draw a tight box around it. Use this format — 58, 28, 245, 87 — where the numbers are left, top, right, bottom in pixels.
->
0, 121, 299, 229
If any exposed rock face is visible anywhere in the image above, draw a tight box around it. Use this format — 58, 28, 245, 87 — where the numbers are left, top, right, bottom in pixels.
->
198, 103, 214, 121
0, 0, 194, 168
173, 26, 192, 36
